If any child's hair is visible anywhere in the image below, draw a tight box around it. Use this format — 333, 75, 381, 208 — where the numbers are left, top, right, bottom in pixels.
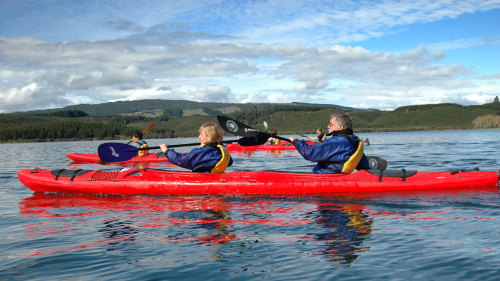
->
133, 131, 144, 139
199, 123, 223, 144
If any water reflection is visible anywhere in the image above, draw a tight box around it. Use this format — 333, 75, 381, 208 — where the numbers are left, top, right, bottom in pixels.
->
312, 202, 373, 265
18, 191, 496, 266
98, 219, 138, 252
18, 194, 238, 259
199, 206, 236, 246
18, 194, 379, 265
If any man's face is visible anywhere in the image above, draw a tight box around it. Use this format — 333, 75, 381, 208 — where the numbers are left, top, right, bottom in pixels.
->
327, 117, 343, 133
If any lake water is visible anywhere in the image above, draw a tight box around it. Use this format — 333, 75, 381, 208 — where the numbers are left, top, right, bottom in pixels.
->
1, 129, 499, 280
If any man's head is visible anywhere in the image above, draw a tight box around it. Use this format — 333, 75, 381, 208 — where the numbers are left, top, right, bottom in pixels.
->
328, 112, 352, 133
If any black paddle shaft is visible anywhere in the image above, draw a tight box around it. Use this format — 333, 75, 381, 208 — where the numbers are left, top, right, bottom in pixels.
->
135, 136, 268, 151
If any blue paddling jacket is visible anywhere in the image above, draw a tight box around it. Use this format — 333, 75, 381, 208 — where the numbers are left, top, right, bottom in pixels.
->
294, 134, 370, 174
167, 144, 233, 173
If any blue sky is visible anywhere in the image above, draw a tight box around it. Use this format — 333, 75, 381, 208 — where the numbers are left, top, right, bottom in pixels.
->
1, 0, 499, 113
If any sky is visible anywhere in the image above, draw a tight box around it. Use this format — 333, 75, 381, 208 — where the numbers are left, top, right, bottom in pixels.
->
1, 0, 499, 113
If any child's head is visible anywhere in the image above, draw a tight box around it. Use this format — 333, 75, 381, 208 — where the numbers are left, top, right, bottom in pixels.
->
199, 123, 223, 144
131, 131, 144, 142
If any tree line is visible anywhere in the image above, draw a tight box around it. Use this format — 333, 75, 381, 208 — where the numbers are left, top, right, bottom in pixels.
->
0, 120, 131, 142
1, 101, 498, 142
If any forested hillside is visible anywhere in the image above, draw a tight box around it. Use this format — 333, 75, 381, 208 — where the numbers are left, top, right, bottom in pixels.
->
2, 99, 499, 142
232, 102, 500, 133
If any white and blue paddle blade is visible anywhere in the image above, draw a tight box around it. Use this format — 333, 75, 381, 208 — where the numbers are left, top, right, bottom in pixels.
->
217, 115, 260, 137
98, 143, 138, 163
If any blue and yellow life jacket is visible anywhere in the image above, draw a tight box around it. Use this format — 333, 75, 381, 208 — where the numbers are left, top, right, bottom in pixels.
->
210, 144, 231, 173
340, 138, 364, 174
137, 140, 149, 156
294, 130, 369, 174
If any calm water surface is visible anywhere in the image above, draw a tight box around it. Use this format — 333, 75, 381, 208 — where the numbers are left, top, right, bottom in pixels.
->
1, 130, 499, 280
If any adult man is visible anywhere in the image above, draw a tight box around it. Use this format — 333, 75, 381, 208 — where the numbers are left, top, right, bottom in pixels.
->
291, 112, 369, 174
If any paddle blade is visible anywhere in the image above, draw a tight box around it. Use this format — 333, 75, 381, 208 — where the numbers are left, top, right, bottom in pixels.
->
217, 115, 260, 137
237, 133, 270, 146
367, 156, 387, 171
98, 143, 138, 163
142, 124, 154, 133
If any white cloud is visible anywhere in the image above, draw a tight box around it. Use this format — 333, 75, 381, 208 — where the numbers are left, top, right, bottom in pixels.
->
0, 35, 493, 112
463, 93, 497, 104
0, 0, 499, 112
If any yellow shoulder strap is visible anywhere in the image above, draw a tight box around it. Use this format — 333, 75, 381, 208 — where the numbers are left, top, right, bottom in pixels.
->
341, 138, 364, 174
211, 145, 231, 173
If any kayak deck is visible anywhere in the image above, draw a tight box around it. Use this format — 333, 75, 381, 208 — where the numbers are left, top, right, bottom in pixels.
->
18, 168, 499, 196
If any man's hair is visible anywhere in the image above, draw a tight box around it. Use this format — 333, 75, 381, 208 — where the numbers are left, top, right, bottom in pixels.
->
330, 112, 352, 129
133, 131, 144, 139
199, 123, 223, 144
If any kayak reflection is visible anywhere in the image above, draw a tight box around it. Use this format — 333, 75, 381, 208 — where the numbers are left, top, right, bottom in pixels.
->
18, 194, 375, 264
18, 194, 237, 258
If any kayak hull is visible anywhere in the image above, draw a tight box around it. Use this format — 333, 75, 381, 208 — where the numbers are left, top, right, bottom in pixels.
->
66, 153, 168, 163
18, 168, 499, 196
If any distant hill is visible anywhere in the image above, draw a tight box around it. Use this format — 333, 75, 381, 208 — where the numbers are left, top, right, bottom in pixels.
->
2, 99, 499, 142
230, 102, 499, 133
20, 99, 366, 118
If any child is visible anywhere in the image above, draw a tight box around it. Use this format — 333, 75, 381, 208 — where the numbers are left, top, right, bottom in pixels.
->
266, 129, 281, 145
130, 131, 149, 156
306, 128, 325, 142
159, 123, 233, 173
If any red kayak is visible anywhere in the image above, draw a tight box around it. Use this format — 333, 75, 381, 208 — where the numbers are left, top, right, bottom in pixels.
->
66, 152, 168, 163
18, 168, 499, 196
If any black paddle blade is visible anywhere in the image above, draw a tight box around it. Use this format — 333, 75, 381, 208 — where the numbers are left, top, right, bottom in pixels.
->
217, 115, 260, 137
367, 156, 387, 171
237, 133, 270, 146
98, 143, 138, 163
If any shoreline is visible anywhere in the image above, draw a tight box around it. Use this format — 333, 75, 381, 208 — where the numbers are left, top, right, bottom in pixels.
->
2, 128, 498, 144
